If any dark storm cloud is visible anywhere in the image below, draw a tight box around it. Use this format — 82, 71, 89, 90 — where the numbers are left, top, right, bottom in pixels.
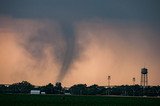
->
0, 0, 160, 22
0, 0, 160, 81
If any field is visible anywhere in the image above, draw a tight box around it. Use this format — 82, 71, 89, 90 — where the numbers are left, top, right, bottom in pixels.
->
0, 94, 160, 106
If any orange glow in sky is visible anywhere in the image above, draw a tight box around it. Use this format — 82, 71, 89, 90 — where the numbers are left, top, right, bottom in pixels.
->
0, 18, 160, 86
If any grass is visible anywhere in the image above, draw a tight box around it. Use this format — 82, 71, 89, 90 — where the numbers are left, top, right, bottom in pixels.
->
0, 94, 160, 106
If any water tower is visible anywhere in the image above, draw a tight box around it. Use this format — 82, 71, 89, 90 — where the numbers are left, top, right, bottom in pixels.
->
140, 68, 148, 87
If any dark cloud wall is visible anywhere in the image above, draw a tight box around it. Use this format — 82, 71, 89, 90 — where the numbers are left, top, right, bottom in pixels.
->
0, 0, 160, 23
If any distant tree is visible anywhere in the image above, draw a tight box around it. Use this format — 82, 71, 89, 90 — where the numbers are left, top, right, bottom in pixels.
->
69, 84, 87, 95
1, 81, 160, 96
87, 84, 99, 95
8, 81, 34, 93
41, 83, 54, 94
153, 86, 160, 96
97, 86, 106, 95
54, 82, 63, 94
110, 86, 122, 95
0, 85, 7, 94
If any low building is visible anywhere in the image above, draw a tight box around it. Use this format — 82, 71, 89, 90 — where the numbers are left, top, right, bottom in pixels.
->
30, 90, 40, 94
64, 93, 71, 95
41, 92, 46, 94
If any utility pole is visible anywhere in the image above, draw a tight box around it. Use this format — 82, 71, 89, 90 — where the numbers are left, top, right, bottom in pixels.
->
107, 76, 111, 95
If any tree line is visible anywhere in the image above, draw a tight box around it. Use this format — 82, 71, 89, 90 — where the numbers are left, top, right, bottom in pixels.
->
0, 81, 160, 97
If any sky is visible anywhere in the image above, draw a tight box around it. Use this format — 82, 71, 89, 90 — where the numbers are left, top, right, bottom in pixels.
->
0, 0, 160, 86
